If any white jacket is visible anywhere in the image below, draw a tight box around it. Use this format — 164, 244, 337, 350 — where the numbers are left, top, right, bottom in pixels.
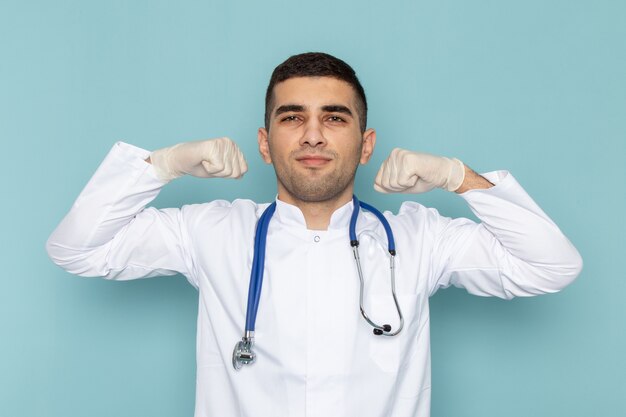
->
46, 142, 582, 417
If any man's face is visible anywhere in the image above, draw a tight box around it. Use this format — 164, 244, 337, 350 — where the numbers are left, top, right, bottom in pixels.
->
258, 76, 376, 205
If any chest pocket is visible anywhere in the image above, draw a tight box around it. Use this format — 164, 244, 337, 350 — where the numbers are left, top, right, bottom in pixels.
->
368, 293, 420, 373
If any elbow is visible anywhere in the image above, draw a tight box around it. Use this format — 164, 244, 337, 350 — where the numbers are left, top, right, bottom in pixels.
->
45, 237, 76, 274
507, 246, 583, 297
45, 236, 107, 278
571, 248, 584, 278
561, 247, 583, 288
538, 233, 584, 293
45, 235, 64, 268
541, 246, 584, 293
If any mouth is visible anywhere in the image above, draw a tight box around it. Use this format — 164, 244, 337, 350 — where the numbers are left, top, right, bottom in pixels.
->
295, 155, 333, 167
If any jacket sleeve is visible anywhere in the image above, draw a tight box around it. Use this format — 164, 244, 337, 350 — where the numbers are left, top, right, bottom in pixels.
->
46, 142, 198, 287
428, 170, 583, 299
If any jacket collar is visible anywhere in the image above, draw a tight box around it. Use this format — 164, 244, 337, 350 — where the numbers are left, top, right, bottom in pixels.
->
273, 197, 355, 231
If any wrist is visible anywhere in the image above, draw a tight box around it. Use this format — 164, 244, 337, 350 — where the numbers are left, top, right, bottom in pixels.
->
150, 145, 183, 183
445, 158, 466, 192
454, 165, 494, 193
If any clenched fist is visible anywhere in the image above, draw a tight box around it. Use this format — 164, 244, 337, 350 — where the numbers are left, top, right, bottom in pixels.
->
374, 148, 465, 194
150, 137, 248, 182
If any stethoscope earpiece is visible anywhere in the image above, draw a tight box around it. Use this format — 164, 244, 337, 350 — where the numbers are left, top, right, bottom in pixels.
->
373, 324, 393, 336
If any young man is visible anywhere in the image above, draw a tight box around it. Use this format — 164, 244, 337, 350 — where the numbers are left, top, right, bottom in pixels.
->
47, 52, 582, 417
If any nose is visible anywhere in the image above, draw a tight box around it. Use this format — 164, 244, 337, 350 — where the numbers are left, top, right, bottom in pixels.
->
300, 119, 327, 148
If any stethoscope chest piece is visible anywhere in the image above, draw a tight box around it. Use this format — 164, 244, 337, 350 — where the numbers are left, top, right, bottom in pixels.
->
232, 335, 256, 370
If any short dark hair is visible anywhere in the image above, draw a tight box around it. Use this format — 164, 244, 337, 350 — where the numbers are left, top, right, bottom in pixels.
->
264, 52, 368, 133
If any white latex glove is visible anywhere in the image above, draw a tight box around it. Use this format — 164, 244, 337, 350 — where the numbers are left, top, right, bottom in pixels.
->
149, 137, 248, 182
374, 148, 465, 193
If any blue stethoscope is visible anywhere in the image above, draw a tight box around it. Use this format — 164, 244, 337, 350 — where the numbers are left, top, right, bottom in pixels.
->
232, 195, 404, 370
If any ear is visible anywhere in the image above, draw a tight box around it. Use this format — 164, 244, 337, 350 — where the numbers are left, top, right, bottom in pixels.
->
257, 127, 272, 164
359, 128, 376, 164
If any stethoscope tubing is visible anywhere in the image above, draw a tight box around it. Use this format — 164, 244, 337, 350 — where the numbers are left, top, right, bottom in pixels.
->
350, 196, 395, 255
244, 201, 276, 332
234, 196, 404, 370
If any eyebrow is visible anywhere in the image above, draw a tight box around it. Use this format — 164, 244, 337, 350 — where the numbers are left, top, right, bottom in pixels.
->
321, 105, 353, 117
274, 104, 354, 118
274, 104, 305, 117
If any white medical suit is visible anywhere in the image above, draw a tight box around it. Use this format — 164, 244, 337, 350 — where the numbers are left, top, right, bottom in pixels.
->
46, 142, 583, 417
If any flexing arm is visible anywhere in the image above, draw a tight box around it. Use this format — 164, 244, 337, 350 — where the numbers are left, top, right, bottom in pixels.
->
374, 148, 582, 298
46, 138, 247, 283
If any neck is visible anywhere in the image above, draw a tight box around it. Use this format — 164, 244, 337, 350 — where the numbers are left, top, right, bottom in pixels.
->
277, 189, 354, 230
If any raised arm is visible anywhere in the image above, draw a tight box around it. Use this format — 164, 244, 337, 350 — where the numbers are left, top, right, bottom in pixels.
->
46, 138, 247, 284
374, 148, 582, 298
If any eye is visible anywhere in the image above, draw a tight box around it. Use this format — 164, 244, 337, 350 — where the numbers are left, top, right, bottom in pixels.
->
327, 115, 346, 123
281, 115, 300, 122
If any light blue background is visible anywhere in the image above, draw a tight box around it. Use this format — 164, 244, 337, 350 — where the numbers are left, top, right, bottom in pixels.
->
1, 0, 624, 416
